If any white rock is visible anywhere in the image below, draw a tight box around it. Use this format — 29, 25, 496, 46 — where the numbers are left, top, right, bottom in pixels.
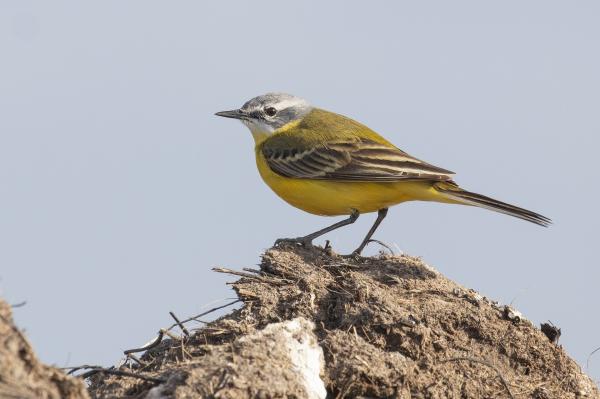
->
241, 318, 327, 399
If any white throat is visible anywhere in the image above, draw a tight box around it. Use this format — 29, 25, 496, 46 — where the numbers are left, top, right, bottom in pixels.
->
242, 119, 276, 143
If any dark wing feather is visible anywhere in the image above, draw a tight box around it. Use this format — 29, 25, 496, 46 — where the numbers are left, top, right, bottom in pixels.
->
263, 139, 454, 182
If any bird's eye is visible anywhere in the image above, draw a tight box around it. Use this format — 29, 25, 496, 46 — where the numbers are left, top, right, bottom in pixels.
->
264, 107, 277, 117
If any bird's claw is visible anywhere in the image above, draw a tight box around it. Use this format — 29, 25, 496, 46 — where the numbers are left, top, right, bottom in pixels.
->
274, 237, 314, 249
342, 250, 362, 260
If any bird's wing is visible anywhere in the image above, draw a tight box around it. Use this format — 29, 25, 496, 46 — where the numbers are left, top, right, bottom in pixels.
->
262, 137, 454, 182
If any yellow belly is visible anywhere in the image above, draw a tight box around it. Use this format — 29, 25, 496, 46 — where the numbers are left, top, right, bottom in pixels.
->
256, 152, 453, 216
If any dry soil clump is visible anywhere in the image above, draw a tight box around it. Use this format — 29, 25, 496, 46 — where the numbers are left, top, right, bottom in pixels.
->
0, 299, 89, 399
84, 245, 598, 398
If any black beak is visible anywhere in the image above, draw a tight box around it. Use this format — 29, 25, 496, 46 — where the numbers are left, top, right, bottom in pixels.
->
215, 109, 246, 120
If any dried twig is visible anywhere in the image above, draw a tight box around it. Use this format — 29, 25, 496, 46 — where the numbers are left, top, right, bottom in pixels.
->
63, 364, 103, 375
124, 330, 165, 355
123, 299, 241, 356
169, 311, 190, 336
322, 260, 360, 269
440, 356, 514, 399
126, 353, 145, 367
163, 329, 182, 341
74, 366, 165, 384
213, 267, 291, 285
586, 346, 600, 370
213, 267, 263, 279
167, 299, 241, 330
367, 239, 395, 255
242, 267, 262, 274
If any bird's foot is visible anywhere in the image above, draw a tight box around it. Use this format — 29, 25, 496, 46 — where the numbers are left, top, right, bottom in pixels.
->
343, 250, 362, 260
344, 239, 393, 260
274, 237, 314, 249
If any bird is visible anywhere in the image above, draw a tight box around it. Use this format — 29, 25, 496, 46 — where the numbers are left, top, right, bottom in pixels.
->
216, 93, 550, 256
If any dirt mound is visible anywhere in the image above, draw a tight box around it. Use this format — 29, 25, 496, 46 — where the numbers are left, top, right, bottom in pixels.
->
82, 245, 598, 398
0, 298, 89, 399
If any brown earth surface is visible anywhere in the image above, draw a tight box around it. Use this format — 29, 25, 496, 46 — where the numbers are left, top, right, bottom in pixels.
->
0, 298, 89, 399
86, 245, 598, 398
2, 245, 598, 398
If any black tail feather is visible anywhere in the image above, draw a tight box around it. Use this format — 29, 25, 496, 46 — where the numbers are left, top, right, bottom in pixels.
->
435, 185, 551, 227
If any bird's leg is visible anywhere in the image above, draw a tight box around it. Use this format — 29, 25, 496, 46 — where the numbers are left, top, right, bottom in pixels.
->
350, 208, 389, 257
275, 209, 360, 249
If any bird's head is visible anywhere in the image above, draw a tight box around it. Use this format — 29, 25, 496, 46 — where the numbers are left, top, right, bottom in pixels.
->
216, 93, 312, 142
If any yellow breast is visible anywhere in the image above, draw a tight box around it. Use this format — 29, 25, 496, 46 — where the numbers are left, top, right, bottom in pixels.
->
255, 150, 447, 216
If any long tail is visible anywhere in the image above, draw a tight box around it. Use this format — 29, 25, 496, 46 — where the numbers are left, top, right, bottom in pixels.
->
434, 183, 551, 227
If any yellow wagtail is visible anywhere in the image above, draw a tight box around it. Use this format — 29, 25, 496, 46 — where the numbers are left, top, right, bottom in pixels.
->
216, 93, 550, 256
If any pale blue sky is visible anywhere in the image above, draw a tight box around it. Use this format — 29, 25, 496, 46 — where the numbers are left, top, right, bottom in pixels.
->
1, 0, 599, 382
